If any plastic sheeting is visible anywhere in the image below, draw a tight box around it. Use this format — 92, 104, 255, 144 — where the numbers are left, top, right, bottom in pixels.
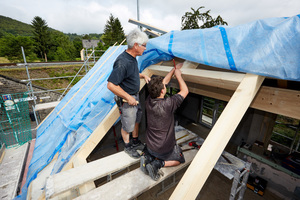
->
16, 45, 127, 199
16, 14, 300, 200
138, 14, 300, 81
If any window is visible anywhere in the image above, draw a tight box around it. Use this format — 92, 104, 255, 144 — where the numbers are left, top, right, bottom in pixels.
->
199, 97, 226, 128
270, 115, 300, 153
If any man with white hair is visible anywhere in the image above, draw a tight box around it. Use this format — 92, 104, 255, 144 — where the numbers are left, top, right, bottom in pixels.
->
107, 28, 151, 158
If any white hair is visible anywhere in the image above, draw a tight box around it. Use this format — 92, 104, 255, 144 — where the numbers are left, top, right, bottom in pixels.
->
126, 28, 149, 49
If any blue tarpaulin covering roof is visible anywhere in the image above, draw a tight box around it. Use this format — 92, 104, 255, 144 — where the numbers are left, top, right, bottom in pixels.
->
16, 14, 300, 199
139, 14, 300, 81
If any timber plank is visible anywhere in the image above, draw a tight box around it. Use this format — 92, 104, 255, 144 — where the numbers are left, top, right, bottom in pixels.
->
74, 145, 198, 200
45, 126, 197, 199
34, 101, 60, 111
73, 143, 246, 200
170, 74, 264, 200
0, 143, 28, 200
148, 65, 245, 91
170, 80, 300, 119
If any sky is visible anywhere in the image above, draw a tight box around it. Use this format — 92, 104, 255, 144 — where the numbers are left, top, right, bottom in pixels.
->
1, 0, 300, 35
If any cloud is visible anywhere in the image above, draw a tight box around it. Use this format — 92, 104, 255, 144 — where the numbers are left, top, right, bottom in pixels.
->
0, 0, 299, 35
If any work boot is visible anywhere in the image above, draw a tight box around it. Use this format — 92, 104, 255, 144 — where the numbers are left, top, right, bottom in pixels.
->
132, 140, 145, 151
146, 159, 164, 181
140, 153, 154, 175
124, 146, 140, 159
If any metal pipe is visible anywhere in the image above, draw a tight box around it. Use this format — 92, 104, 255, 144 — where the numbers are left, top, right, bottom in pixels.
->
137, 0, 141, 29
21, 46, 36, 105
58, 50, 96, 101
20, 75, 85, 82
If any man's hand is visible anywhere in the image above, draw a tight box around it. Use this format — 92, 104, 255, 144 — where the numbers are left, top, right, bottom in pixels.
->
140, 73, 151, 84
127, 95, 138, 106
175, 63, 183, 70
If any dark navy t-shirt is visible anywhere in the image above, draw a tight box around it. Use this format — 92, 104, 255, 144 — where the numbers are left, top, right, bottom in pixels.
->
107, 51, 140, 95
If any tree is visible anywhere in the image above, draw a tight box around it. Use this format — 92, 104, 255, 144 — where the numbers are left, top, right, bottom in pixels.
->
47, 31, 76, 61
0, 34, 37, 62
31, 16, 50, 62
102, 14, 125, 49
181, 7, 228, 30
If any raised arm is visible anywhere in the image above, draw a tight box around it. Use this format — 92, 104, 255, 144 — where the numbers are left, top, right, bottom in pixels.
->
162, 63, 183, 85
174, 68, 189, 99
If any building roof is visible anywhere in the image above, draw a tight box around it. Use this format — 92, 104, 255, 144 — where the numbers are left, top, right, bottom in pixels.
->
82, 39, 103, 49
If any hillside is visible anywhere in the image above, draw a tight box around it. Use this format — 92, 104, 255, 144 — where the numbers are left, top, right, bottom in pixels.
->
0, 15, 60, 38
0, 15, 103, 40
0, 15, 34, 37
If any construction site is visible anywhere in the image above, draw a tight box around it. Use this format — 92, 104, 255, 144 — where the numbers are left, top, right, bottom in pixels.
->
0, 15, 300, 200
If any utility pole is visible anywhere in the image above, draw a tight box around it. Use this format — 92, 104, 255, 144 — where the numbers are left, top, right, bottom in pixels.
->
137, 0, 141, 30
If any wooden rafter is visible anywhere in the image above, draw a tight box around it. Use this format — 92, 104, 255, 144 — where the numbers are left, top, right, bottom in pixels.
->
128, 18, 168, 34
170, 74, 265, 199
148, 65, 245, 91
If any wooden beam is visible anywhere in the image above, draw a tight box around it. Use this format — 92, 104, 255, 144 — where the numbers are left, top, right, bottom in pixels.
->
181, 82, 300, 119
74, 145, 199, 200
0, 143, 5, 164
148, 65, 245, 91
35, 101, 60, 111
153, 65, 300, 119
128, 18, 168, 34
45, 128, 196, 199
251, 86, 300, 119
144, 29, 160, 37
169, 81, 233, 102
170, 74, 265, 200
72, 157, 95, 196
182, 61, 199, 69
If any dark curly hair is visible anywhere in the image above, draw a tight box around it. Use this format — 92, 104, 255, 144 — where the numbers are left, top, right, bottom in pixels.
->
147, 76, 164, 99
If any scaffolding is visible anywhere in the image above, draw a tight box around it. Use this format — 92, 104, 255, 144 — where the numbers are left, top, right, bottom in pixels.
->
0, 92, 32, 147
19, 46, 103, 125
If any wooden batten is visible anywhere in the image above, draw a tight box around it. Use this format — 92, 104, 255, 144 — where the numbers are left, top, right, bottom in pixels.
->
144, 29, 161, 37
128, 18, 168, 34
148, 65, 245, 91
170, 74, 265, 200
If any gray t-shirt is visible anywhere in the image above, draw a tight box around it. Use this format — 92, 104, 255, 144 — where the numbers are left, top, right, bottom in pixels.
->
145, 94, 184, 155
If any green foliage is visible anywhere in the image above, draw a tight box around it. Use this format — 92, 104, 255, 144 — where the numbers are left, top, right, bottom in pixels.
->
181, 7, 228, 30
102, 14, 125, 49
0, 34, 37, 62
47, 31, 77, 61
0, 15, 34, 37
31, 16, 51, 61
0, 15, 105, 62
271, 116, 300, 149
88, 33, 103, 40
73, 37, 83, 57
82, 34, 91, 40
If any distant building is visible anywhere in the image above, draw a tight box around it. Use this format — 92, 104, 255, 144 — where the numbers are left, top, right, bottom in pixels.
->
81, 39, 104, 49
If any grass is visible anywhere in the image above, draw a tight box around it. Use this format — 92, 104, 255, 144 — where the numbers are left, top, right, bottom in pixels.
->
0, 57, 10, 63
0, 64, 89, 93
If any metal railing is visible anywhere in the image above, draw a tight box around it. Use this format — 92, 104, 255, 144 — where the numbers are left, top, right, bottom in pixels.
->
20, 46, 103, 124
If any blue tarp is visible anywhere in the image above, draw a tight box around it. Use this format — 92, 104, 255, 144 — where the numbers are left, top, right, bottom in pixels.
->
16, 14, 300, 199
139, 14, 300, 81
